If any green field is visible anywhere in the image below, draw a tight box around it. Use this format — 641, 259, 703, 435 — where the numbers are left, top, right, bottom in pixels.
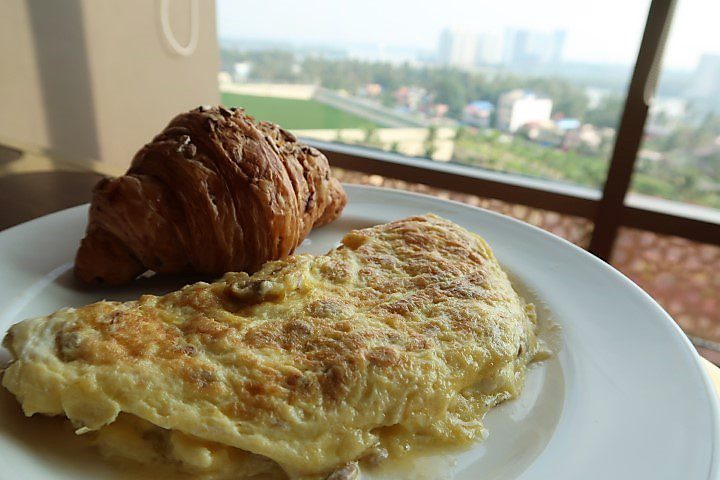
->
221, 92, 377, 130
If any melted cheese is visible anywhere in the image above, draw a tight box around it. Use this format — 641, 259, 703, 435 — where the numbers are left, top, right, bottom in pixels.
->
2, 214, 542, 479
92, 413, 283, 479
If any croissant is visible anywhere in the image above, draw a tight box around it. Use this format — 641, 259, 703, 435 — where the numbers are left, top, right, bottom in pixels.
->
74, 106, 346, 285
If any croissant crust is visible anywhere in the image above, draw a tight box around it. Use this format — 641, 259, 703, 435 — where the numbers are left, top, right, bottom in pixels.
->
75, 106, 346, 285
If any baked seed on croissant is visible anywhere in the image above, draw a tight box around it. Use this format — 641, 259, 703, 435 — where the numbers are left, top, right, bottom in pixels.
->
74, 106, 346, 285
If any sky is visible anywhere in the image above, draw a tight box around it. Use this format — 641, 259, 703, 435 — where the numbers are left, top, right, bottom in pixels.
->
217, 0, 720, 70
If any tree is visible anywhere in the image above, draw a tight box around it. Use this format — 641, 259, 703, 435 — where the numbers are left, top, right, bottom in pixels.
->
585, 95, 624, 128
527, 77, 590, 119
424, 126, 438, 159
363, 126, 379, 146
431, 76, 466, 118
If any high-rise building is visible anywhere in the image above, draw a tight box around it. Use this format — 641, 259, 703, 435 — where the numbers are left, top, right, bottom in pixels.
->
439, 27, 562, 68
438, 28, 454, 64
688, 54, 720, 99
438, 28, 478, 68
496, 90, 553, 132
474, 33, 504, 65
438, 28, 504, 68
504, 28, 566, 65
550, 29, 566, 64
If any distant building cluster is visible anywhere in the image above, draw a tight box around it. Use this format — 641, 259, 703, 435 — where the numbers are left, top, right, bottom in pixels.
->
459, 89, 612, 153
462, 101, 494, 128
394, 86, 428, 112
496, 90, 553, 132
438, 27, 566, 69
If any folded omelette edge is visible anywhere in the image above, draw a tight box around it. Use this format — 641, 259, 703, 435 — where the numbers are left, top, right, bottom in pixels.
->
1, 214, 544, 479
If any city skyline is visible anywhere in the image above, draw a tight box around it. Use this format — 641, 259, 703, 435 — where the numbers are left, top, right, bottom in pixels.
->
438, 27, 566, 68
217, 0, 719, 71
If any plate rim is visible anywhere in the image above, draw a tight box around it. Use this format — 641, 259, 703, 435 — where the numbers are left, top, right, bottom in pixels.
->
0, 182, 718, 478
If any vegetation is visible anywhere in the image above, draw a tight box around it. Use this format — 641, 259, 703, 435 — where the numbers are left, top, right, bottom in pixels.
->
222, 49, 720, 209
584, 94, 624, 128
223, 49, 595, 120
636, 112, 720, 207
221, 93, 377, 130
453, 129, 720, 209
454, 130, 608, 189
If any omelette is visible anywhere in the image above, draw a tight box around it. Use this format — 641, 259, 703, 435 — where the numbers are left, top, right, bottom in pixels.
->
1, 214, 545, 479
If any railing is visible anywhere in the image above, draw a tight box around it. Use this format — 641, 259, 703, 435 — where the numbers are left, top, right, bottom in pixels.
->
310, 139, 720, 258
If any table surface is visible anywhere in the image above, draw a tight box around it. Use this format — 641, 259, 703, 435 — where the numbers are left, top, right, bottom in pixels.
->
2, 142, 720, 399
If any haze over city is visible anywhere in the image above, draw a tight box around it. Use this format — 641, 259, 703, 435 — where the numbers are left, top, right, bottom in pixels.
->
218, 0, 719, 70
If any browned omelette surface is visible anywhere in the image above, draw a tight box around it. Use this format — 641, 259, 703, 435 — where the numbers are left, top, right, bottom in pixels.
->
2, 214, 542, 479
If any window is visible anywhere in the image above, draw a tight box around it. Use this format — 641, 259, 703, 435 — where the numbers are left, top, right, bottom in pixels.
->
215, 0, 720, 359
215, 0, 649, 192
629, 0, 720, 213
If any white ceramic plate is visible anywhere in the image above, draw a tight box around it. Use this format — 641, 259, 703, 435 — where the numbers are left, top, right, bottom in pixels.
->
0, 184, 718, 480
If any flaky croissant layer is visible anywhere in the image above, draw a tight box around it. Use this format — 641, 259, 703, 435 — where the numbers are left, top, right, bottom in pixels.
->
75, 106, 346, 285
